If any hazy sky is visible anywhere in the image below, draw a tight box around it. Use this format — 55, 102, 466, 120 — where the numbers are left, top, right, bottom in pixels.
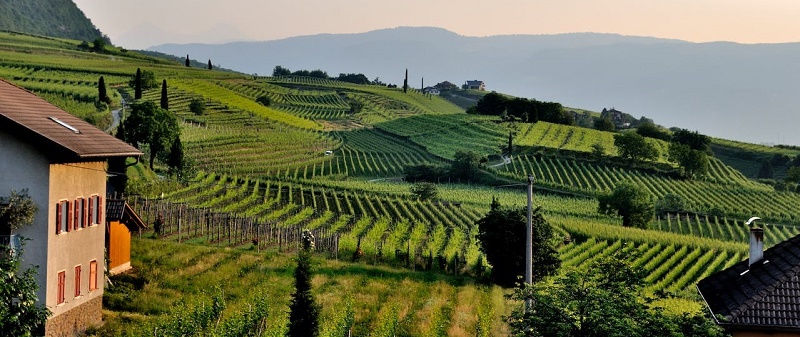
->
74, 0, 800, 49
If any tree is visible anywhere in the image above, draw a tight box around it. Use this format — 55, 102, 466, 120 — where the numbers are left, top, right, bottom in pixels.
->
0, 243, 51, 336
404, 164, 447, 183
450, 150, 483, 182
207, 59, 212, 70
91, 37, 105, 53
108, 127, 128, 193
160, 79, 169, 110
256, 95, 271, 107
593, 116, 615, 132
507, 131, 513, 156
474, 92, 509, 116
287, 231, 320, 337
0, 189, 37, 231
273, 65, 291, 76
655, 193, 686, 213
123, 101, 180, 171
410, 182, 438, 201
614, 132, 658, 163
757, 159, 774, 179
97, 76, 110, 104
185, 54, 190, 67
668, 143, 709, 179
636, 120, 671, 141
166, 136, 184, 176
786, 166, 800, 183
133, 68, 142, 99
590, 143, 605, 161
189, 98, 206, 115
507, 252, 726, 337
475, 201, 560, 287
671, 129, 711, 153
403, 68, 408, 93
598, 181, 654, 228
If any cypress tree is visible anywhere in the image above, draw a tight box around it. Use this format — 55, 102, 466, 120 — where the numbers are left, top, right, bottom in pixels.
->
160, 79, 169, 110
167, 136, 184, 175
134, 68, 142, 99
98, 76, 110, 104
207, 59, 212, 70
507, 131, 513, 156
287, 232, 320, 337
185, 54, 190, 67
403, 68, 408, 93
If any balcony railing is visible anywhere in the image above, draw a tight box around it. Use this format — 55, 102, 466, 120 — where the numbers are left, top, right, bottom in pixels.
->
0, 234, 20, 257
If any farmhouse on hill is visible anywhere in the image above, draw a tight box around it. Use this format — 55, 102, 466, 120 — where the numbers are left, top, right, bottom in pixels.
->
697, 224, 800, 336
0, 79, 141, 336
463, 80, 485, 91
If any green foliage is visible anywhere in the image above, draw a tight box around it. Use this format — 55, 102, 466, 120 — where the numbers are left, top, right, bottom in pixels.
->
410, 182, 438, 201
287, 250, 320, 337
598, 181, 654, 228
637, 120, 671, 141
160, 79, 169, 110
507, 253, 726, 337
97, 75, 110, 104
189, 98, 206, 115
786, 166, 800, 183
757, 159, 774, 179
451, 150, 483, 182
0, 189, 37, 230
0, 0, 106, 42
185, 54, 191, 67
273, 65, 291, 76
475, 201, 561, 287
0, 243, 51, 336
593, 116, 615, 132
614, 132, 659, 163
655, 193, 687, 213
404, 163, 448, 183
669, 143, 709, 179
256, 95, 271, 107
133, 68, 142, 99
123, 101, 180, 171
208, 59, 213, 70
591, 143, 606, 160
672, 129, 711, 153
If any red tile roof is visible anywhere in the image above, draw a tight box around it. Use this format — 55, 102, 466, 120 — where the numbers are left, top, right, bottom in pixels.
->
0, 79, 141, 162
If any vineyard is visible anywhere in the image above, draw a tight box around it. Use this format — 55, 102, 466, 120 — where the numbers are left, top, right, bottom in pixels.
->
3, 31, 800, 335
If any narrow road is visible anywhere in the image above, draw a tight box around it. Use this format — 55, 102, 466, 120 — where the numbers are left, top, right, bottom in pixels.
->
105, 97, 125, 133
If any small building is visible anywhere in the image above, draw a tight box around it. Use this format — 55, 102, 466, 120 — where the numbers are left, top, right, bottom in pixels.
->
422, 87, 440, 95
697, 223, 800, 336
434, 81, 458, 91
0, 79, 141, 336
105, 199, 146, 275
464, 80, 486, 91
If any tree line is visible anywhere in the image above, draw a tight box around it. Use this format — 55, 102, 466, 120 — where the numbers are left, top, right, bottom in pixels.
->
272, 66, 375, 85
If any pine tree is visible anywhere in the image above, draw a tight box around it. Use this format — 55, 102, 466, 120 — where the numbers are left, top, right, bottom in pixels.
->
98, 76, 110, 104
160, 79, 168, 110
185, 54, 190, 67
207, 59, 212, 70
287, 232, 320, 337
134, 68, 142, 99
403, 68, 408, 93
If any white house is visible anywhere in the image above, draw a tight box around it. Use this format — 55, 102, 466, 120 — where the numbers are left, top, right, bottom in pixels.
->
0, 79, 141, 336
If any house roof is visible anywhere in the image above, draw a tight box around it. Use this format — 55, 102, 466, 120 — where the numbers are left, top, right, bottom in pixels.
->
0, 79, 141, 162
697, 233, 800, 331
106, 199, 147, 231
465, 80, 484, 86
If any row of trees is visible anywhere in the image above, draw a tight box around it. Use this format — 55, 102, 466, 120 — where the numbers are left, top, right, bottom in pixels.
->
613, 128, 711, 179
271, 66, 373, 85
404, 150, 486, 184
468, 92, 575, 125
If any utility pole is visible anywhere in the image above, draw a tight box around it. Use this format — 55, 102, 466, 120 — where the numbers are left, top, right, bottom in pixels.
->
525, 175, 534, 312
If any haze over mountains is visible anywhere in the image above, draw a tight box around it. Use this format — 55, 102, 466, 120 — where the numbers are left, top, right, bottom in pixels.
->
151, 27, 800, 146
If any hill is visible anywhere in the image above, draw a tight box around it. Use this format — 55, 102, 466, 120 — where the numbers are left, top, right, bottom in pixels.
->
0, 0, 106, 42
152, 26, 800, 146
2, 31, 800, 335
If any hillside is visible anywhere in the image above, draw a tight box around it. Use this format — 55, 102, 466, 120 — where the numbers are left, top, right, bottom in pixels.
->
152, 26, 800, 146
0, 0, 106, 42
2, 31, 800, 335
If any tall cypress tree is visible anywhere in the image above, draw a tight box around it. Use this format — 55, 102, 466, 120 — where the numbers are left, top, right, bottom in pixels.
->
167, 136, 184, 176
287, 232, 320, 337
507, 131, 513, 156
98, 76, 110, 104
185, 54, 190, 67
160, 79, 169, 110
134, 68, 142, 99
207, 59, 212, 70
403, 68, 408, 93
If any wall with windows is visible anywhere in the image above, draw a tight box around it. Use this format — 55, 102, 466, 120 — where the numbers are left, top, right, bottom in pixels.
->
47, 161, 107, 319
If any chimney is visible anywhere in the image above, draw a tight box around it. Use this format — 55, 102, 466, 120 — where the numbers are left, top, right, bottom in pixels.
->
749, 227, 764, 267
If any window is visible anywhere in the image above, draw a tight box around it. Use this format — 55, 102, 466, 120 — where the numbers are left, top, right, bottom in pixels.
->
74, 265, 81, 297
57, 271, 66, 305
74, 198, 85, 229
89, 260, 97, 291
56, 201, 70, 234
90, 195, 103, 225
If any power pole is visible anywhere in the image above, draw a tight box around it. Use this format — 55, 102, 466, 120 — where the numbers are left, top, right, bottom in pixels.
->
525, 175, 534, 312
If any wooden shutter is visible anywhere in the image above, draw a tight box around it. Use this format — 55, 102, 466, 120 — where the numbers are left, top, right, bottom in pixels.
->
88, 197, 95, 225
73, 200, 79, 230
57, 271, 65, 304
98, 196, 103, 224
83, 198, 89, 228
89, 260, 97, 291
74, 265, 81, 297
55, 203, 62, 234
66, 200, 72, 232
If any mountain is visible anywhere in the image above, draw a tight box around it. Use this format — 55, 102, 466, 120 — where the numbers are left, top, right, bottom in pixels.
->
151, 27, 800, 146
0, 0, 106, 42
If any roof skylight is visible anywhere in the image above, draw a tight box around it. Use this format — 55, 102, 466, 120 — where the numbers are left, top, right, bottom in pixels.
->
48, 117, 80, 134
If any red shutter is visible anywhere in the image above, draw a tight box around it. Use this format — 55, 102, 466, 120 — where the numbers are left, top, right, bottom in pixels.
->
55, 203, 62, 234
98, 196, 103, 224
74, 265, 81, 297
66, 201, 72, 231
83, 198, 89, 228
88, 197, 94, 225
57, 271, 65, 304
73, 200, 79, 230
89, 261, 97, 291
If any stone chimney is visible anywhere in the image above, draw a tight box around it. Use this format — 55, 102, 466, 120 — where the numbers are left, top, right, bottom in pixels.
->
749, 227, 764, 267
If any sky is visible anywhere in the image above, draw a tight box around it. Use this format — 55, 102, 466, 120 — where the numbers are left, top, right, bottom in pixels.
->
74, 0, 800, 50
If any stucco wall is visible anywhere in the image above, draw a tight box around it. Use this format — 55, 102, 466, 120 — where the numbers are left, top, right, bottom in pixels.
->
0, 129, 51, 308
47, 161, 107, 318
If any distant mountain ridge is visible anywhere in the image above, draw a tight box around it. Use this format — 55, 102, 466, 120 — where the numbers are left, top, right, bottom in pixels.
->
0, 0, 105, 42
151, 27, 800, 145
